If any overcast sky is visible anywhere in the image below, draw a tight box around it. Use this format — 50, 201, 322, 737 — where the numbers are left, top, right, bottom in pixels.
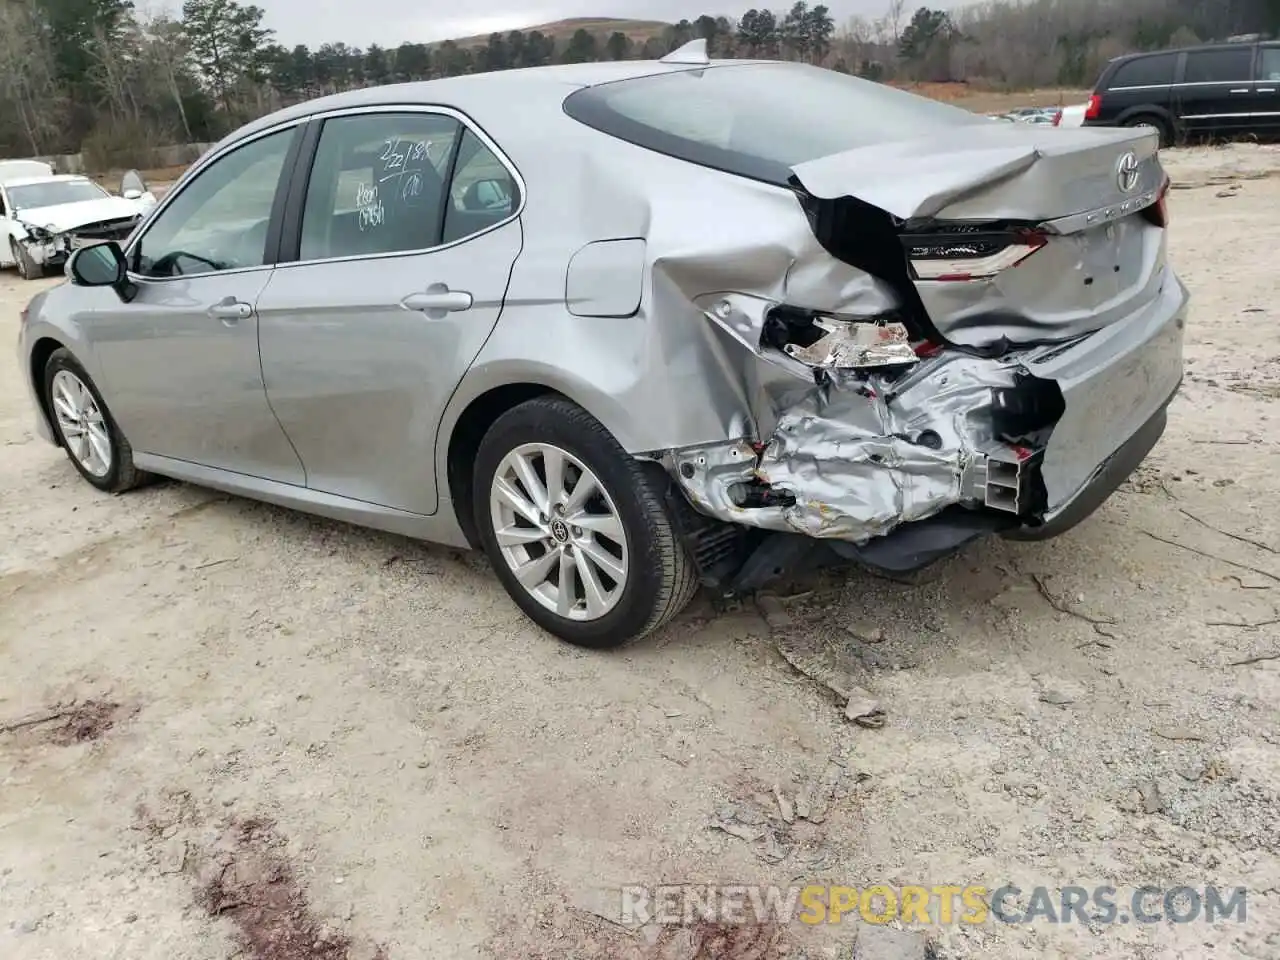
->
248, 0, 965, 49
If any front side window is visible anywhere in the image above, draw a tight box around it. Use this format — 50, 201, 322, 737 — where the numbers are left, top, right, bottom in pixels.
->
564, 62, 983, 186
1109, 53, 1176, 88
1183, 48, 1253, 84
9, 180, 111, 211
133, 128, 294, 278
299, 112, 462, 261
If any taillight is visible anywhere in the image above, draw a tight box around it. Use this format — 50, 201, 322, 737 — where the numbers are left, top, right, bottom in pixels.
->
904, 228, 1048, 282
1142, 176, 1171, 228
1084, 93, 1102, 120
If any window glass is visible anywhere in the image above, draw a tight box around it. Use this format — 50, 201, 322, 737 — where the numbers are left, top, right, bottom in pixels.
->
134, 129, 292, 278
563, 62, 982, 187
441, 129, 520, 245
300, 113, 461, 261
1109, 53, 1176, 87
1260, 47, 1280, 82
1184, 48, 1252, 84
9, 180, 111, 210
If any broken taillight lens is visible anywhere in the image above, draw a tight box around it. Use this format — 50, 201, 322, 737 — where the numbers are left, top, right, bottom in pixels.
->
1084, 93, 1102, 120
905, 229, 1048, 282
1142, 176, 1171, 228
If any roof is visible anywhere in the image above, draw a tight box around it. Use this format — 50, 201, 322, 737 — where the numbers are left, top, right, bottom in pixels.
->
226, 59, 765, 148
3, 174, 92, 189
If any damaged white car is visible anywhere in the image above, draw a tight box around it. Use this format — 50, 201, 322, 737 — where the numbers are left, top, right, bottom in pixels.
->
1, 161, 156, 279
17, 43, 1186, 648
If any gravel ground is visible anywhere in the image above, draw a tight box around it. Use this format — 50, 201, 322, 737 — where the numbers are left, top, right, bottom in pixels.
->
2, 143, 1278, 960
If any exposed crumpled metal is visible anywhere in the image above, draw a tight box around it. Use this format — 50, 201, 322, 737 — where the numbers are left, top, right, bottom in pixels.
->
782, 319, 919, 370
671, 351, 1021, 542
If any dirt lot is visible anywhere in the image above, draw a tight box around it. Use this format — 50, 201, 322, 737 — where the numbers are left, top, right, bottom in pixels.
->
3, 144, 1279, 960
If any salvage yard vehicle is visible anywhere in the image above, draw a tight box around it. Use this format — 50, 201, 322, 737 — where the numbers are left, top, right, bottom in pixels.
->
0, 161, 157, 280
16, 40, 1187, 648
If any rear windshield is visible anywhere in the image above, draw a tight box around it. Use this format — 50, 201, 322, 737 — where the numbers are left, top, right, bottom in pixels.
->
563, 62, 984, 186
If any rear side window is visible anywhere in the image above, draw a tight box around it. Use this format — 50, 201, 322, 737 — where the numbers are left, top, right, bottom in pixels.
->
1108, 53, 1176, 88
300, 112, 461, 262
1184, 48, 1253, 84
1258, 47, 1280, 81
564, 62, 983, 187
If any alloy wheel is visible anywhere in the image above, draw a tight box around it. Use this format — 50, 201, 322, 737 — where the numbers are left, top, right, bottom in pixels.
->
51, 369, 113, 478
488, 442, 630, 622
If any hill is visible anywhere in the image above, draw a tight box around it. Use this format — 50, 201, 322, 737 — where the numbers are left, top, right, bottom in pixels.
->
447, 17, 673, 48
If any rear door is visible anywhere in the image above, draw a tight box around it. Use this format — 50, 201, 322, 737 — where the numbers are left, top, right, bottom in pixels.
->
256, 107, 523, 516
1254, 44, 1280, 135
1177, 45, 1257, 136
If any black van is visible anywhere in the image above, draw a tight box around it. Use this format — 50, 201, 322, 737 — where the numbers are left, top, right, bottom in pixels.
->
1084, 39, 1280, 146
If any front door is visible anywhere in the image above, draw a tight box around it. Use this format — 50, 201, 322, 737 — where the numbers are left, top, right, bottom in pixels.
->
87, 126, 305, 484
1177, 45, 1257, 137
257, 109, 523, 515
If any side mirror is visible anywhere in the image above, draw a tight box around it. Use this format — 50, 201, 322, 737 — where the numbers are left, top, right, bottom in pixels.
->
121, 169, 148, 201
461, 178, 512, 212
68, 241, 127, 287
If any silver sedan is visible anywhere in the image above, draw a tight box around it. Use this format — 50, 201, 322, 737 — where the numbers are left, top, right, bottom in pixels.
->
17, 41, 1187, 647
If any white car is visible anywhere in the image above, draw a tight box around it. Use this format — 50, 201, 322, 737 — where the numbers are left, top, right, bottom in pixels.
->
0, 161, 157, 280
1055, 104, 1087, 129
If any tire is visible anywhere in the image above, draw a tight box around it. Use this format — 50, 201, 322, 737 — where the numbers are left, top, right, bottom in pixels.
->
473, 396, 699, 648
1123, 114, 1172, 149
11, 239, 43, 280
42, 348, 149, 493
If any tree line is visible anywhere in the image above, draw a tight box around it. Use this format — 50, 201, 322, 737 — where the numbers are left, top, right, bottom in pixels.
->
1, 0, 1276, 165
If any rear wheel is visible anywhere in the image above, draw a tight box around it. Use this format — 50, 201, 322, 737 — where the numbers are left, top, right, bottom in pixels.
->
1123, 114, 1172, 148
42, 348, 149, 493
473, 396, 698, 648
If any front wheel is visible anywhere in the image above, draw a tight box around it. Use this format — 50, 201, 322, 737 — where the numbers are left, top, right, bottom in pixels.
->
473, 396, 698, 648
42, 348, 149, 493
11, 239, 43, 280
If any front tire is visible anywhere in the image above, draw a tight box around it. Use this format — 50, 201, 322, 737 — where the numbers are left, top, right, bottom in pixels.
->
11, 239, 43, 280
473, 396, 698, 648
43, 348, 148, 493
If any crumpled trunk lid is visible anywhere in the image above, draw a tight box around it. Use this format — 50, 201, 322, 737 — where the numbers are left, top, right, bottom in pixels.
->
790, 124, 1171, 351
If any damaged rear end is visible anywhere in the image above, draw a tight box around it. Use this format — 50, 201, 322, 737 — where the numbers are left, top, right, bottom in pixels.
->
565, 63, 1187, 587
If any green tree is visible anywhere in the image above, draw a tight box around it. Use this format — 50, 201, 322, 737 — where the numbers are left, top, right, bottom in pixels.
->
781, 2, 811, 60
736, 9, 778, 57
480, 32, 510, 71
393, 41, 430, 80
605, 31, 631, 60
806, 4, 835, 63
181, 0, 273, 114
364, 43, 391, 86
506, 30, 527, 67
562, 28, 597, 63
522, 30, 555, 66
33, 0, 134, 99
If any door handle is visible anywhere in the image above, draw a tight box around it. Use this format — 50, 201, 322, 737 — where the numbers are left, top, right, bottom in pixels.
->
208, 299, 252, 321
1258, 87, 1277, 93
401, 289, 473, 313
1228, 88, 1250, 94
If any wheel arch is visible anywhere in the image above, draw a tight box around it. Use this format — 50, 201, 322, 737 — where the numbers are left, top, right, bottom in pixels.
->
441, 372, 652, 550
28, 336, 68, 444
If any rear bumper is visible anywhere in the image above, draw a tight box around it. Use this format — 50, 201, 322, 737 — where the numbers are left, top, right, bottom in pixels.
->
669, 271, 1188, 587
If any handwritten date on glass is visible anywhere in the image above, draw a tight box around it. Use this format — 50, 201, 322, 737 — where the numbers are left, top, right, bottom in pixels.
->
355, 180, 385, 232
379, 138, 432, 182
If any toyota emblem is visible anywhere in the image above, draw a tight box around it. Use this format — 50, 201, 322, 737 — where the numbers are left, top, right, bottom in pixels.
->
1116, 151, 1140, 193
